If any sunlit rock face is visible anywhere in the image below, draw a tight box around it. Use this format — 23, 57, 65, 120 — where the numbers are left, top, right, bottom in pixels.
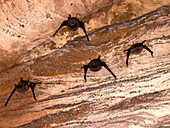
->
0, 0, 168, 72
0, 0, 170, 128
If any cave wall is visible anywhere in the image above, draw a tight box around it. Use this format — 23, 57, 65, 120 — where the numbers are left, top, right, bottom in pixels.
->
0, 0, 168, 72
0, 1, 169, 128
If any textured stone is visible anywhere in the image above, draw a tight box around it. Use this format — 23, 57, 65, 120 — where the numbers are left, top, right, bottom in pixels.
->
0, 0, 168, 72
0, 1, 169, 128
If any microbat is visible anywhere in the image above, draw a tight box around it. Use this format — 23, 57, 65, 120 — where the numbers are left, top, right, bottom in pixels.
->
52, 14, 90, 41
124, 40, 153, 67
5, 77, 37, 107
81, 56, 117, 81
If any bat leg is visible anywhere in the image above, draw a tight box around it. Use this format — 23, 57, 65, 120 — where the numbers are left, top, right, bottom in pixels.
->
30, 83, 37, 101
126, 50, 131, 67
5, 88, 16, 107
142, 45, 153, 57
79, 21, 90, 41
101, 61, 117, 79
52, 20, 68, 37
81, 65, 89, 81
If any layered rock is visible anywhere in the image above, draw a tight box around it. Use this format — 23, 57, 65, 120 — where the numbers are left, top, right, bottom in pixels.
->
0, 1, 169, 128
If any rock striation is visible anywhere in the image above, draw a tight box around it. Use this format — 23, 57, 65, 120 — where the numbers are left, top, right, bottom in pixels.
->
0, 1, 169, 128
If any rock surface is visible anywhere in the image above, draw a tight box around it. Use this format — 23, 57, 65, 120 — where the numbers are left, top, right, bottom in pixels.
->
0, 0, 170, 128
0, 0, 168, 72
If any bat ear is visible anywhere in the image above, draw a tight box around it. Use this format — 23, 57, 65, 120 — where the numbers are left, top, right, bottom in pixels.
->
80, 20, 83, 23
98, 55, 101, 60
20, 77, 23, 81
68, 14, 71, 19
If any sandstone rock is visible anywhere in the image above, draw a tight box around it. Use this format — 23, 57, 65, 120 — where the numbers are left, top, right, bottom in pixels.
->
0, 1, 169, 128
